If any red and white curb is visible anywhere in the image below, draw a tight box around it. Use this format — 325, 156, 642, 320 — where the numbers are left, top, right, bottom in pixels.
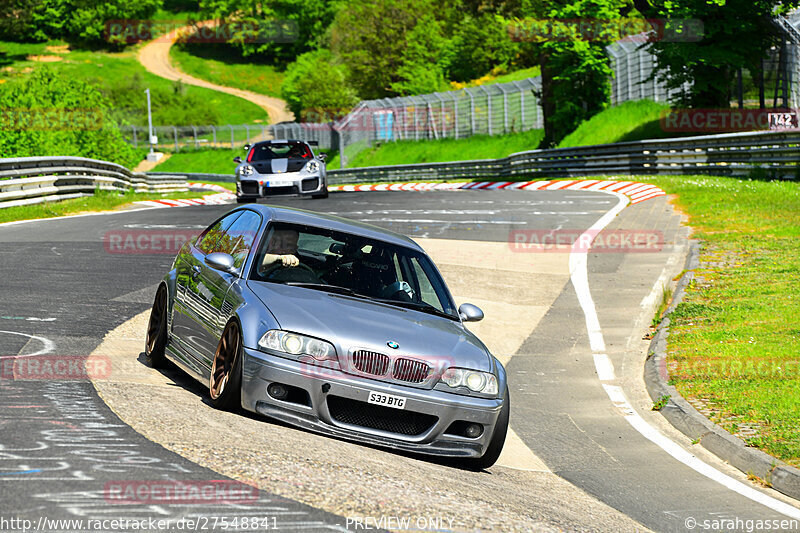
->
328, 180, 665, 205
135, 191, 235, 208
187, 182, 232, 193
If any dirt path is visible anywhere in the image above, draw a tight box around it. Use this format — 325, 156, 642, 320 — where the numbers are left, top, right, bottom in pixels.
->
136, 21, 293, 124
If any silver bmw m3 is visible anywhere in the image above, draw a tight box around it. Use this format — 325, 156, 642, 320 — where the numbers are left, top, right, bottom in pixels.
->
145, 204, 509, 468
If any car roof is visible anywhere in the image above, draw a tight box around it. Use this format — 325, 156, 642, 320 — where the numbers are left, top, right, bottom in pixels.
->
241, 204, 423, 251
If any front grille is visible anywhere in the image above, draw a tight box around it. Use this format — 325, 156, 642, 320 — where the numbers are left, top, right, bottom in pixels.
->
301, 177, 319, 192
392, 358, 431, 383
352, 350, 389, 376
240, 181, 259, 194
327, 395, 437, 436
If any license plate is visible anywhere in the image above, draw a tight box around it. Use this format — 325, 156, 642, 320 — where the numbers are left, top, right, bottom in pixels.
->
265, 179, 292, 187
367, 391, 406, 409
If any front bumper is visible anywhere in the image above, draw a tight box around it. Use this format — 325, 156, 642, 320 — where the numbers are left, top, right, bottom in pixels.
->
241, 347, 504, 458
237, 171, 325, 198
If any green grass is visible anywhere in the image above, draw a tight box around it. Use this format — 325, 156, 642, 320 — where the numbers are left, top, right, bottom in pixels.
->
153, 148, 242, 174
641, 175, 800, 466
558, 100, 672, 148
327, 129, 544, 169
488, 66, 541, 85
0, 188, 217, 224
0, 40, 267, 127
170, 42, 285, 98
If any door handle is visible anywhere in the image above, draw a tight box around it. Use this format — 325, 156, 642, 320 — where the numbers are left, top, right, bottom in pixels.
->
191, 265, 202, 279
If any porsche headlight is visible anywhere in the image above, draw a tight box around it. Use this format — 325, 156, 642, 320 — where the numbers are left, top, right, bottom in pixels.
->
258, 330, 336, 361
240, 164, 255, 176
303, 160, 319, 173
440, 368, 498, 395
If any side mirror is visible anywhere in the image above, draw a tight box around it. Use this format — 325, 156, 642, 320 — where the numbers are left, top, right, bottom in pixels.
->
318, 152, 327, 162
458, 303, 484, 322
233, 156, 242, 164
205, 252, 238, 274
243, 144, 251, 151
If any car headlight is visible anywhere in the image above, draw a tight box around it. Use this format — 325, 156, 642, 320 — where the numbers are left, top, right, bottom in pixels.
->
240, 164, 255, 176
440, 368, 498, 395
303, 160, 319, 173
258, 330, 336, 361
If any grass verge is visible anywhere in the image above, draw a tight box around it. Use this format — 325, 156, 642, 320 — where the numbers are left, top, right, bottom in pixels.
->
647, 175, 800, 467
152, 149, 241, 175
0, 188, 219, 224
558, 100, 671, 148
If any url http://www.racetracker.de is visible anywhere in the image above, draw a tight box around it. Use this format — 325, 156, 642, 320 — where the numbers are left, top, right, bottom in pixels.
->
0, 515, 280, 532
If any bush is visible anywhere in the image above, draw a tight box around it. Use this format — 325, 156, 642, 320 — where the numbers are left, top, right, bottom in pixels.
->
0, 69, 141, 168
280, 50, 358, 121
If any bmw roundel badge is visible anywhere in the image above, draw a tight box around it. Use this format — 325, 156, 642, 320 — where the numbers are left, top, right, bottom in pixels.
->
387, 341, 399, 349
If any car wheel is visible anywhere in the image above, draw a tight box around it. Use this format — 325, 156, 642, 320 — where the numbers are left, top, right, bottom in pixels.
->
467, 386, 509, 470
209, 320, 243, 410
236, 196, 255, 204
311, 189, 328, 199
144, 285, 168, 368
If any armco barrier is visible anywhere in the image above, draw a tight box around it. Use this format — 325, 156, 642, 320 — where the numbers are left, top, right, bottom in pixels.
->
326, 130, 800, 184
0, 156, 187, 209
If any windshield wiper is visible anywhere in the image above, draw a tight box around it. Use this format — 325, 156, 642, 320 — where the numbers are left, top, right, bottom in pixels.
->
285, 282, 368, 298
372, 298, 457, 320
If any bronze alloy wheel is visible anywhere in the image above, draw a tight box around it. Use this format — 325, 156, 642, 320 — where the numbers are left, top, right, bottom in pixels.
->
145, 286, 168, 367
209, 321, 243, 409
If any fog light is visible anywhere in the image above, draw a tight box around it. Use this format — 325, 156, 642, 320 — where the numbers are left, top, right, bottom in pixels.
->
465, 423, 483, 438
267, 383, 288, 400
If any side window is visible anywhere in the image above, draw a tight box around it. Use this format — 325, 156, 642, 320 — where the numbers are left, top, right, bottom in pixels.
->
196, 212, 242, 255
410, 257, 446, 312
218, 211, 262, 269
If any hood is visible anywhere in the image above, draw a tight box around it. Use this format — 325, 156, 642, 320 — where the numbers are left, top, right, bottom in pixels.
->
251, 158, 306, 174
247, 281, 493, 373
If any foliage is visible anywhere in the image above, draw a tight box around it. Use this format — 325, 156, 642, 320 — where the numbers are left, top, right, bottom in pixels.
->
447, 14, 519, 82
199, 0, 340, 61
0, 0, 161, 47
280, 49, 358, 120
0, 69, 141, 168
633, 0, 800, 107
535, 0, 627, 147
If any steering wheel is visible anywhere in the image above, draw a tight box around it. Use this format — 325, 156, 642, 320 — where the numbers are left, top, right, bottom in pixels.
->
261, 262, 321, 283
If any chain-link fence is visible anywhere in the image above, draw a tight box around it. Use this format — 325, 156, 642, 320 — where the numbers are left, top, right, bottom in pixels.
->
606, 40, 690, 104
270, 77, 543, 166
119, 124, 273, 151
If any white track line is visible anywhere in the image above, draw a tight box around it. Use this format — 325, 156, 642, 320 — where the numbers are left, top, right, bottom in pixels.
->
570, 191, 800, 519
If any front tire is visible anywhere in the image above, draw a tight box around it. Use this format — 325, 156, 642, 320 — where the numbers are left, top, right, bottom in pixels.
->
236, 195, 256, 204
467, 386, 510, 470
311, 188, 329, 199
209, 320, 243, 410
144, 285, 168, 368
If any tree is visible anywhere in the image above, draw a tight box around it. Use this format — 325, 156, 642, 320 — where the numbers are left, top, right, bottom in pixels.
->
281, 50, 359, 120
632, 0, 800, 108
330, 0, 452, 99
533, 0, 628, 146
0, 69, 141, 168
199, 0, 340, 61
446, 13, 519, 82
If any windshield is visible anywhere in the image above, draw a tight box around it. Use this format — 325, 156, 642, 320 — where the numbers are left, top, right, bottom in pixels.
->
249, 222, 458, 319
247, 142, 312, 161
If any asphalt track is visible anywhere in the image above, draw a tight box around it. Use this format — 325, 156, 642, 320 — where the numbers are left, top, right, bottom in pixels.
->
1, 189, 799, 532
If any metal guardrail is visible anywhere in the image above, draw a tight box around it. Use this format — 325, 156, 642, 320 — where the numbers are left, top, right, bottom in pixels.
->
146, 171, 235, 183
0, 157, 188, 209
327, 130, 800, 184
